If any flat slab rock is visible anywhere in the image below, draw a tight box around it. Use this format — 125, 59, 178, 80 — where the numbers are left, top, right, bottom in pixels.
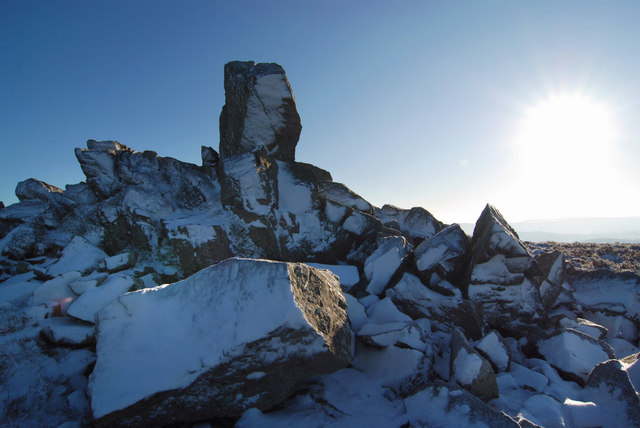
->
88, 258, 351, 427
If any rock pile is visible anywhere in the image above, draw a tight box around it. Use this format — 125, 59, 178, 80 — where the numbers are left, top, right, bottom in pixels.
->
1, 61, 639, 427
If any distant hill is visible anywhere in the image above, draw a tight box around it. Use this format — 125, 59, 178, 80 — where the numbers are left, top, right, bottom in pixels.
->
460, 217, 640, 243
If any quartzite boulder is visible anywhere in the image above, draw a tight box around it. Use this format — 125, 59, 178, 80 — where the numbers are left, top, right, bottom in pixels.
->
89, 258, 351, 427
219, 61, 302, 162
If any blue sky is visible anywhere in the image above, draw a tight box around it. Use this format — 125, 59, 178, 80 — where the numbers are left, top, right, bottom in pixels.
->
2, 1, 639, 223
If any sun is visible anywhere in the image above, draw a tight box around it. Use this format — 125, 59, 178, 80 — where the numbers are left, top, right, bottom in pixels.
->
503, 91, 622, 219
516, 92, 616, 168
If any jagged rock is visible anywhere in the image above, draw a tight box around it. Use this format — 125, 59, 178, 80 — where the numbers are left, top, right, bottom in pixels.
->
89, 259, 351, 426
584, 359, 640, 426
319, 182, 373, 214
413, 223, 469, 292
475, 330, 510, 372
375, 205, 444, 242
387, 273, 484, 340
15, 178, 63, 202
306, 263, 359, 291
356, 297, 427, 350
219, 61, 301, 162
621, 352, 640, 392
364, 236, 412, 295
537, 328, 615, 385
450, 328, 498, 400
201, 145, 219, 169
75, 140, 129, 198
534, 250, 572, 312
466, 204, 542, 336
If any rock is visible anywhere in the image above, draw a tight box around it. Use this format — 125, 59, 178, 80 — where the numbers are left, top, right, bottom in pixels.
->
0, 272, 40, 308
375, 205, 444, 243
15, 178, 63, 202
450, 328, 498, 401
537, 328, 615, 385
534, 251, 571, 312
201, 145, 219, 169
306, 263, 359, 291
219, 61, 301, 162
319, 182, 373, 214
387, 273, 484, 340
364, 236, 413, 295
75, 140, 129, 198
584, 359, 640, 426
31, 270, 82, 308
621, 352, 640, 393
413, 223, 469, 291
88, 259, 351, 426
466, 204, 542, 336
475, 330, 510, 372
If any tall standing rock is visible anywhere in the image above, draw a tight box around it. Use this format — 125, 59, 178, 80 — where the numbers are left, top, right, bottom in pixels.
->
219, 61, 302, 162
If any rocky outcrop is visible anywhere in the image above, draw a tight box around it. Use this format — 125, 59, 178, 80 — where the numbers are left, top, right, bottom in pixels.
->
219, 61, 301, 162
466, 204, 542, 336
89, 259, 351, 426
450, 328, 498, 401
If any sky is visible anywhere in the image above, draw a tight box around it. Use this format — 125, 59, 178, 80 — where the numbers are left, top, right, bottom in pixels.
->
2, 1, 640, 224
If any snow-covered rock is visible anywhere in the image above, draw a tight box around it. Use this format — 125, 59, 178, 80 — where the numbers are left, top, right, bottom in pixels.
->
584, 359, 640, 426
364, 236, 412, 295
558, 317, 608, 340
375, 205, 443, 242
47, 236, 107, 277
15, 178, 63, 202
387, 273, 484, 340
475, 330, 510, 372
466, 204, 542, 336
450, 328, 498, 401
99, 252, 136, 273
537, 328, 615, 384
219, 61, 301, 162
66, 274, 133, 323
88, 258, 351, 426
41, 317, 95, 347
413, 223, 468, 291
31, 270, 82, 308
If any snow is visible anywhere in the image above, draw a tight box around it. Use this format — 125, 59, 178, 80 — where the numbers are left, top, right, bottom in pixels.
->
88, 259, 328, 419
66, 275, 133, 323
415, 244, 448, 271
476, 331, 509, 371
102, 252, 134, 272
366, 297, 412, 324
31, 270, 82, 307
343, 293, 366, 331
563, 398, 604, 428
41, 317, 94, 346
537, 330, 611, 382
46, 236, 107, 277
0, 272, 39, 307
453, 347, 483, 386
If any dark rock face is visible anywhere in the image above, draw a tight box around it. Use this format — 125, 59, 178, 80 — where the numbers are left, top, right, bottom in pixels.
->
219, 61, 301, 162
15, 178, 63, 202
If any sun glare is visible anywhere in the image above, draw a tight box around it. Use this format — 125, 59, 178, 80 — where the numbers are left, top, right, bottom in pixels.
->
517, 92, 616, 167
506, 91, 622, 219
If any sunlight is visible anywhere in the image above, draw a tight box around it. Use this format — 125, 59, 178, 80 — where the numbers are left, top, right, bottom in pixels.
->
504, 91, 624, 220
516, 92, 616, 167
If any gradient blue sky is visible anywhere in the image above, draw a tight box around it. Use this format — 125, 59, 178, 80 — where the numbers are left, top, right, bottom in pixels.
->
2, 1, 639, 223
